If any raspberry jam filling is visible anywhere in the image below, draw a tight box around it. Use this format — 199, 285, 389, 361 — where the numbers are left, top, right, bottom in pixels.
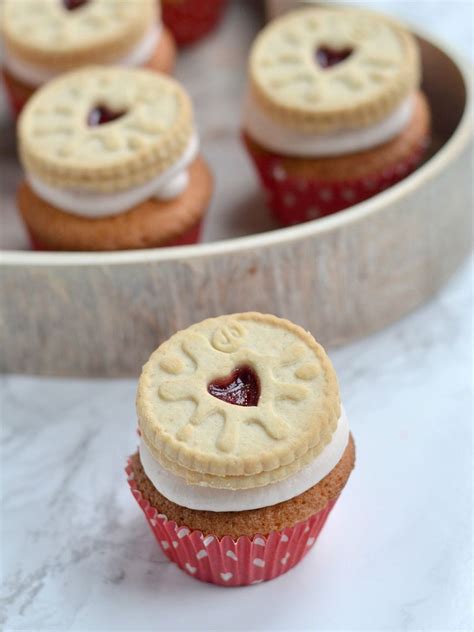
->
316, 46, 353, 68
62, 0, 89, 10
87, 106, 126, 127
208, 366, 260, 407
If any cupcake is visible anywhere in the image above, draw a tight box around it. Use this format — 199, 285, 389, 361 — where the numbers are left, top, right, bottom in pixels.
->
127, 312, 355, 586
1, 0, 176, 116
242, 7, 431, 225
17, 66, 213, 251
161, 0, 227, 46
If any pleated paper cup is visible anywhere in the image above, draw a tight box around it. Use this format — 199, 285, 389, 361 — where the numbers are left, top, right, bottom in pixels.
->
243, 133, 429, 225
161, 0, 227, 46
126, 459, 338, 587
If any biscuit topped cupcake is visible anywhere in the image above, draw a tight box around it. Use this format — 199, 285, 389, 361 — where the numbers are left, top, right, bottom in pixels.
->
1, 0, 176, 114
17, 66, 213, 250
127, 313, 355, 586
242, 7, 431, 225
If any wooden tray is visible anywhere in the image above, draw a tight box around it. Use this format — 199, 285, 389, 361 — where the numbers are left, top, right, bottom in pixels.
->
0, 5, 472, 376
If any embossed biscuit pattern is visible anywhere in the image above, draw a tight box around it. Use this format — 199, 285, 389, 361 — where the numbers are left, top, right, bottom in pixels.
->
249, 7, 420, 132
137, 313, 340, 481
19, 67, 193, 191
1, 0, 156, 69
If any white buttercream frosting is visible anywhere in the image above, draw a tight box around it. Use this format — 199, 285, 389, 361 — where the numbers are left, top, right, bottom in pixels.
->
139, 407, 350, 512
243, 90, 414, 157
26, 133, 199, 217
2, 24, 161, 87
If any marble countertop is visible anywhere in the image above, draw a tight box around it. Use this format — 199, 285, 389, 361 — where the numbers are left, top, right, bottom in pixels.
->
1, 2, 472, 631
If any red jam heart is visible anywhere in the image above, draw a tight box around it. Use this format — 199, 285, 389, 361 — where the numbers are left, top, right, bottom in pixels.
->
87, 106, 126, 127
208, 366, 260, 407
62, 0, 89, 10
316, 46, 353, 69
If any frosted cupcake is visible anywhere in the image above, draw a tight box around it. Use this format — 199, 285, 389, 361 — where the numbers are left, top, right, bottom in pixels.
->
1, 0, 176, 115
242, 7, 431, 225
127, 313, 355, 586
17, 66, 213, 251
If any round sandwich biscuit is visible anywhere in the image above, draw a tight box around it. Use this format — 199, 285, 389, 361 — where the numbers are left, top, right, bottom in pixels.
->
249, 6, 420, 132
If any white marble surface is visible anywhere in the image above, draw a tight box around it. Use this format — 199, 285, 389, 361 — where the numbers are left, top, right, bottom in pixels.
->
1, 1, 473, 631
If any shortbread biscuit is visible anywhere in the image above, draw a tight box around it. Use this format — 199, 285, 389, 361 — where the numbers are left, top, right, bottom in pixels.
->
146, 427, 337, 490
137, 313, 341, 482
19, 67, 193, 191
1, 0, 157, 70
249, 7, 420, 132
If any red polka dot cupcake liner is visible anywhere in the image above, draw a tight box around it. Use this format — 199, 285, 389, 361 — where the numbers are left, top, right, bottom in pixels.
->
126, 458, 338, 587
244, 137, 430, 226
27, 221, 203, 252
161, 0, 227, 46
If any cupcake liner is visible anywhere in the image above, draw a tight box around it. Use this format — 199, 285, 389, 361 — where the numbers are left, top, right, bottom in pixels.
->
1, 68, 31, 118
27, 220, 203, 251
168, 220, 203, 246
161, 0, 227, 46
244, 135, 429, 226
126, 458, 338, 587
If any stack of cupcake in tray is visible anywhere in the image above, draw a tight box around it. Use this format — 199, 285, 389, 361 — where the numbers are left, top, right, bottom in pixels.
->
128, 313, 356, 586
1, 0, 219, 250
1, 3, 430, 249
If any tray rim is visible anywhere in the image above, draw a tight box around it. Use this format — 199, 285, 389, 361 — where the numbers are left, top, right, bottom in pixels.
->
1, 29, 472, 269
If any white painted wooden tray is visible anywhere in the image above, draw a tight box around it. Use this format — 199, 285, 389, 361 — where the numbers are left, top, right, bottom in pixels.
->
0, 4, 472, 376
